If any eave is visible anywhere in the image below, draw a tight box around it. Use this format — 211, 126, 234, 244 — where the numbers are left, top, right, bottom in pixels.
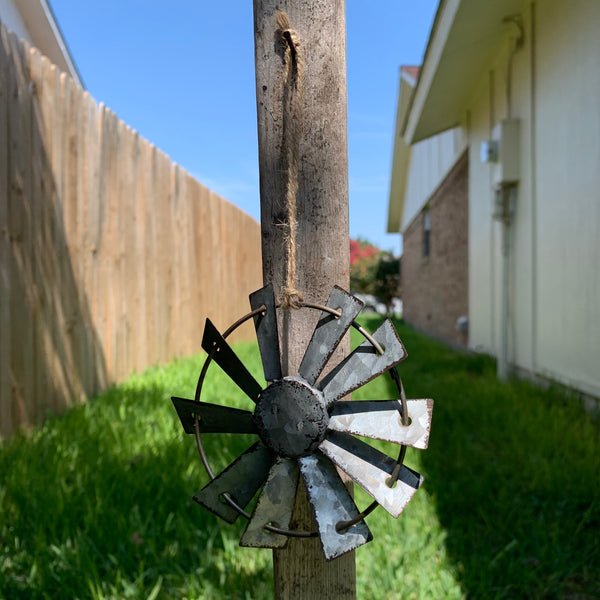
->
13, 0, 84, 88
403, 0, 523, 144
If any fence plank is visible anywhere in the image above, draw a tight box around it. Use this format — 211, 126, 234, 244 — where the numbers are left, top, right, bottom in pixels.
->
86, 100, 106, 391
122, 124, 138, 380
28, 46, 46, 423
155, 149, 173, 365
144, 144, 157, 370
36, 54, 57, 414
7, 32, 34, 428
0, 27, 11, 436
134, 138, 148, 373
75, 86, 91, 398
187, 176, 204, 348
77, 90, 97, 396
64, 72, 85, 404
178, 172, 193, 357
170, 164, 182, 360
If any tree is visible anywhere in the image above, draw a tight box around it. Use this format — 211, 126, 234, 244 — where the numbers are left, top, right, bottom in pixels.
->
349, 239, 401, 313
349, 238, 380, 295
373, 252, 401, 314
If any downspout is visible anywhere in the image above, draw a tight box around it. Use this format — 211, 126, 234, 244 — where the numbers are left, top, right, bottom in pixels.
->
495, 184, 515, 381
496, 16, 524, 381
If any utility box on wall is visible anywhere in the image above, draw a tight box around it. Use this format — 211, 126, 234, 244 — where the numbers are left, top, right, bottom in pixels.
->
491, 119, 520, 187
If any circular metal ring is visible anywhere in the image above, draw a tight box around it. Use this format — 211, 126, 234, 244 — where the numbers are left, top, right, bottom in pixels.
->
192, 301, 409, 538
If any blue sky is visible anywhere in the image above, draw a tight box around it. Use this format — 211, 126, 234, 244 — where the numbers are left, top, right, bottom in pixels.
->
50, 1, 437, 253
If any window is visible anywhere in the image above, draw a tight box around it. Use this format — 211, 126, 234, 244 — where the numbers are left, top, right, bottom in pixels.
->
423, 209, 431, 257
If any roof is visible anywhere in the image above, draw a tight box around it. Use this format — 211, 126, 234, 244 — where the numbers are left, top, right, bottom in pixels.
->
2, 0, 83, 87
387, 66, 419, 234
403, 0, 523, 143
400, 65, 420, 84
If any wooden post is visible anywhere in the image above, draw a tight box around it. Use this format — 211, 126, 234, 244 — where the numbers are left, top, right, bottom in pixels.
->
252, 1, 355, 598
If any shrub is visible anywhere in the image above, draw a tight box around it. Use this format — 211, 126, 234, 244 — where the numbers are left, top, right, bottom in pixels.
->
350, 239, 400, 313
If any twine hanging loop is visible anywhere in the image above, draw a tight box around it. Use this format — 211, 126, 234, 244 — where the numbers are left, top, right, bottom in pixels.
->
276, 12, 304, 310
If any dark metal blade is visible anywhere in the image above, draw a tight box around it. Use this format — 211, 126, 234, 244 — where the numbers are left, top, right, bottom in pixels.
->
250, 284, 282, 382
319, 319, 407, 406
328, 399, 433, 449
319, 431, 423, 518
298, 286, 364, 384
171, 396, 258, 435
240, 457, 299, 548
298, 452, 372, 561
201, 318, 263, 403
193, 443, 274, 523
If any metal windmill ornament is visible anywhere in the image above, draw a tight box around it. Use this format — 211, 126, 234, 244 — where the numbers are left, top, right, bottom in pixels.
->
172, 284, 433, 561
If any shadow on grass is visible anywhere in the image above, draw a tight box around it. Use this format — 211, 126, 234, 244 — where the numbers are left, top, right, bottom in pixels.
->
387, 317, 600, 599
0, 374, 274, 600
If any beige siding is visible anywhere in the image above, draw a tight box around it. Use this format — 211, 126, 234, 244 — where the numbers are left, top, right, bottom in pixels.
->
402, 127, 466, 232
467, 74, 496, 355
533, 0, 600, 393
465, 0, 600, 397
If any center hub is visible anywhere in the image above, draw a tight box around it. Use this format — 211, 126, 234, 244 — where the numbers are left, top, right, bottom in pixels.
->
254, 375, 329, 459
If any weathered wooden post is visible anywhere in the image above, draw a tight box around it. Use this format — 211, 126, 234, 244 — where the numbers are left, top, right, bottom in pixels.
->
172, 5, 432, 598
252, 1, 356, 597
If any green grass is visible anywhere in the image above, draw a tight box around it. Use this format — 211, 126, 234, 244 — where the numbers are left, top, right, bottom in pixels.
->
1, 315, 599, 599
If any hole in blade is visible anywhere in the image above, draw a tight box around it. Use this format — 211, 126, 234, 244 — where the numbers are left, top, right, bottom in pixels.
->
265, 520, 281, 530
218, 492, 233, 505
385, 476, 399, 488
398, 415, 412, 427
335, 520, 351, 534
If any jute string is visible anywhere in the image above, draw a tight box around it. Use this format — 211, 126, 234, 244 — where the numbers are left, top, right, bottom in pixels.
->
276, 12, 304, 310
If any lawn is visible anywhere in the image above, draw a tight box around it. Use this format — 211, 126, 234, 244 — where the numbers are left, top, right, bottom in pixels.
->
1, 315, 599, 599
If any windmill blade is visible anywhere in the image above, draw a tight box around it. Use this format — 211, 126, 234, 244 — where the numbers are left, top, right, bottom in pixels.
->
319, 431, 422, 518
171, 396, 258, 435
250, 284, 282, 382
193, 443, 274, 524
298, 286, 364, 384
240, 457, 299, 548
201, 318, 263, 403
319, 319, 407, 406
298, 452, 372, 561
328, 399, 433, 449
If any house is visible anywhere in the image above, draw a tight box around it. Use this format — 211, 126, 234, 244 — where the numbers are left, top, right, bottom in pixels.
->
0, 0, 82, 87
388, 65, 468, 348
388, 0, 600, 400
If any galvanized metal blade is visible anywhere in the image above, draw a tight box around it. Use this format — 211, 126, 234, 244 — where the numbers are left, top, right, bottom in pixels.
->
250, 284, 282, 382
171, 396, 258, 435
298, 286, 364, 385
201, 318, 263, 403
240, 457, 299, 548
319, 319, 407, 406
328, 399, 433, 449
193, 443, 274, 524
319, 431, 422, 518
298, 452, 373, 561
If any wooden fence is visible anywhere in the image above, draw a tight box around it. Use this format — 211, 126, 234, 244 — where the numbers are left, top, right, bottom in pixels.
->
0, 23, 262, 437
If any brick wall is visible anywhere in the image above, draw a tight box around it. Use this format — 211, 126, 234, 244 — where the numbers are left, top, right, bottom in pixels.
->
402, 151, 468, 346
